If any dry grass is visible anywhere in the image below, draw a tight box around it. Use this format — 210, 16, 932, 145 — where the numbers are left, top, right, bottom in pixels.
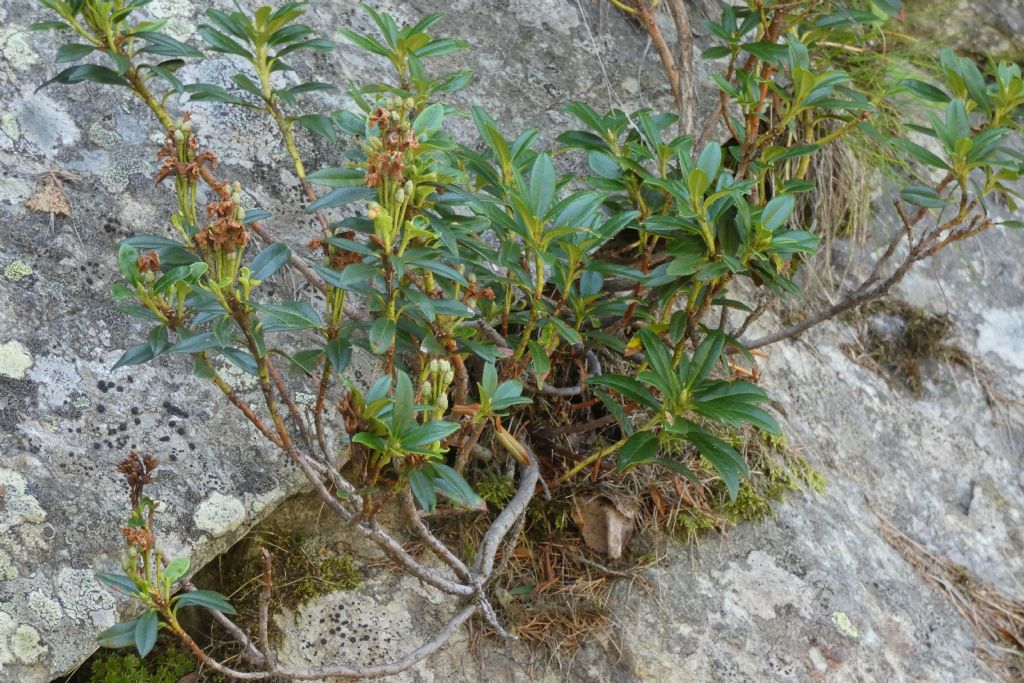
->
878, 515, 1024, 681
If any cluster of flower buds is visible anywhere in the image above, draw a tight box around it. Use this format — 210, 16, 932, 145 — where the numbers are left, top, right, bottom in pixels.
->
136, 251, 161, 285
365, 97, 420, 188
421, 358, 455, 419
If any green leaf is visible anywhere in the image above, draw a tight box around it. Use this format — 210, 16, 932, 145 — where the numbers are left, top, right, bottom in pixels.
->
96, 572, 140, 596
945, 99, 970, 143
307, 186, 376, 212
760, 194, 795, 231
98, 619, 140, 649
527, 340, 550, 387
332, 109, 365, 135
594, 389, 633, 435
408, 468, 436, 512
30, 21, 71, 31
696, 143, 722, 182
325, 336, 352, 373
185, 83, 253, 107
197, 25, 253, 59
412, 103, 445, 138
174, 589, 236, 614
900, 78, 950, 103
392, 371, 414, 435
688, 330, 725, 388
164, 557, 190, 584
431, 463, 486, 511
169, 332, 220, 354
111, 343, 156, 371
414, 38, 469, 58
134, 610, 159, 657
638, 329, 678, 396
683, 426, 748, 501
891, 138, 950, 170
352, 432, 387, 451
296, 113, 337, 141
257, 301, 324, 332
308, 167, 364, 187
402, 420, 460, 449
249, 243, 291, 281
38, 64, 131, 91
589, 374, 660, 410
55, 43, 96, 63
615, 431, 659, 471
368, 318, 395, 354
528, 153, 556, 218
135, 32, 203, 59
900, 185, 948, 209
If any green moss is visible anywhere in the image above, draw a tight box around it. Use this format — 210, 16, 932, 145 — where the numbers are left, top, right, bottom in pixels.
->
281, 537, 361, 603
86, 646, 194, 683
475, 470, 516, 506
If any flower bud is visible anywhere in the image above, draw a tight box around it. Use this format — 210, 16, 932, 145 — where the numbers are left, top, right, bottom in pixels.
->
234, 206, 246, 222
173, 129, 185, 143
394, 189, 406, 205
404, 97, 415, 110
437, 394, 448, 411
120, 552, 133, 573
429, 359, 439, 374
368, 202, 381, 220
389, 110, 400, 123
403, 180, 414, 196
231, 181, 242, 194
443, 369, 455, 386
180, 120, 192, 134
421, 380, 432, 397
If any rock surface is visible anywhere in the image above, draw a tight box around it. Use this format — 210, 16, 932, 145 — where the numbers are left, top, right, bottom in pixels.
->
0, 1, 1022, 682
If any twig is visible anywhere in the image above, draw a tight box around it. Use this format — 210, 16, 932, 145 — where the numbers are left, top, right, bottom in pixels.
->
258, 548, 276, 671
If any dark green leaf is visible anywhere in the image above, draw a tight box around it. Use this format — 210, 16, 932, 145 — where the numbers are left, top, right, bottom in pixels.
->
369, 318, 396, 354
589, 374, 660, 410
96, 572, 140, 596
900, 185, 948, 208
134, 610, 159, 657
900, 78, 950, 103
296, 113, 337, 141
174, 589, 236, 614
111, 343, 156, 371
97, 619, 140, 649
55, 43, 96, 63
307, 187, 376, 212
249, 243, 291, 281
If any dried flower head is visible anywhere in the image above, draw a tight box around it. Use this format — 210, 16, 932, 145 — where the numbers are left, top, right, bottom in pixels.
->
137, 251, 161, 274
117, 451, 159, 508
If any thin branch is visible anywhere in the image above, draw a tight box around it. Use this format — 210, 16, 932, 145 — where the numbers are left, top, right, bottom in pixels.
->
401, 488, 472, 581
665, 0, 696, 135
258, 548, 276, 671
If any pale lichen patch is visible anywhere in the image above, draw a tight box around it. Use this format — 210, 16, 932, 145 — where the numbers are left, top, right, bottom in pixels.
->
0, 550, 17, 581
0, 340, 32, 379
11, 625, 46, 664
195, 492, 246, 537
27, 591, 63, 628
56, 568, 116, 623
0, 469, 46, 534
3, 260, 31, 281
0, 28, 39, 72
831, 611, 860, 639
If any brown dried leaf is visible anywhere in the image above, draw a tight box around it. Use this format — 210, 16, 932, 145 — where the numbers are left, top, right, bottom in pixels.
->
571, 495, 634, 560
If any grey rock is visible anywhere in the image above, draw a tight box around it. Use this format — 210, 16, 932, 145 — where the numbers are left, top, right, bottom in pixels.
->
0, 1, 1022, 682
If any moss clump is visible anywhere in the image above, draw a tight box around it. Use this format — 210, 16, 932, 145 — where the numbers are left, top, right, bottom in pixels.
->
86, 646, 194, 683
859, 300, 966, 396
280, 536, 361, 604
